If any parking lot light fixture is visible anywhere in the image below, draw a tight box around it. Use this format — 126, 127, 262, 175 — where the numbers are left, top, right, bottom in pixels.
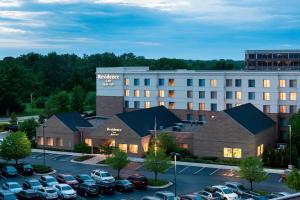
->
170, 152, 180, 197
42, 124, 47, 166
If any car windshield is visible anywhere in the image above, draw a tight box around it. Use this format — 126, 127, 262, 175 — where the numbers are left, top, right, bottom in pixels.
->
61, 186, 72, 191
3, 193, 16, 200
120, 180, 131, 184
10, 183, 20, 189
7, 167, 16, 171
212, 193, 221, 197
24, 164, 32, 169
81, 175, 91, 180
30, 181, 41, 186
223, 189, 233, 194
88, 185, 98, 189
46, 189, 56, 193
101, 172, 111, 177
237, 185, 247, 191
47, 177, 56, 182
64, 176, 75, 181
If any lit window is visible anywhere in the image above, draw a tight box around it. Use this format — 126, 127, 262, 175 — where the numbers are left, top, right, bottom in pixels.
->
235, 91, 242, 100
168, 90, 175, 98
142, 142, 149, 152
47, 137, 53, 146
110, 140, 115, 147
263, 80, 270, 88
290, 92, 297, 101
134, 90, 140, 97
159, 101, 165, 106
279, 105, 287, 113
257, 144, 264, 156
279, 92, 286, 100
187, 102, 193, 110
144, 101, 150, 108
279, 80, 286, 88
129, 144, 138, 154
169, 102, 175, 109
124, 90, 130, 97
124, 78, 129, 86
210, 79, 217, 87
144, 90, 150, 97
224, 148, 233, 158
119, 144, 127, 152
56, 138, 63, 147
199, 103, 205, 111
233, 148, 242, 158
37, 137, 44, 145
257, 146, 261, 156
179, 144, 188, 149
263, 92, 270, 101
168, 79, 175, 86
159, 90, 165, 97
85, 138, 92, 147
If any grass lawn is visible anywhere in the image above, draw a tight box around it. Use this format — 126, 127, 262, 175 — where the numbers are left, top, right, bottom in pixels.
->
148, 178, 169, 186
19, 103, 44, 117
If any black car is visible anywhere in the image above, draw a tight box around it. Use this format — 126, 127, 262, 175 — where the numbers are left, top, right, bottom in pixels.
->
16, 163, 34, 176
114, 180, 134, 193
16, 190, 42, 200
96, 180, 115, 195
0, 190, 17, 200
77, 182, 98, 197
1, 166, 18, 177
23, 180, 43, 190
74, 174, 95, 184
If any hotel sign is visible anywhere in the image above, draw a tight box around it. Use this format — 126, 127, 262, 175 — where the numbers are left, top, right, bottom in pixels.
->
97, 74, 120, 86
107, 127, 122, 136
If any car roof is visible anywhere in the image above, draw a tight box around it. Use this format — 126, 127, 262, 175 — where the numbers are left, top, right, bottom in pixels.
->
225, 182, 242, 186
93, 169, 108, 173
156, 191, 174, 195
28, 179, 39, 182
57, 184, 70, 187
43, 175, 54, 178
23, 189, 37, 193
6, 182, 19, 185
213, 185, 228, 189
0, 190, 14, 194
82, 182, 95, 186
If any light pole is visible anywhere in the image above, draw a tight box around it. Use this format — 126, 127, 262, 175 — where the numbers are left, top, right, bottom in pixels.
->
170, 152, 180, 197
42, 124, 47, 166
288, 124, 292, 169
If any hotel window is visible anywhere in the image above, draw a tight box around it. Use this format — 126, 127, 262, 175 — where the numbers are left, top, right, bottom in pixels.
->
119, 144, 127, 152
187, 114, 192, 121
235, 79, 242, 87
47, 137, 53, 146
144, 101, 150, 108
210, 91, 217, 99
85, 138, 92, 147
159, 101, 165, 106
199, 115, 206, 122
168, 90, 175, 98
159, 78, 165, 86
226, 91, 232, 99
235, 91, 242, 100
187, 79, 193, 86
144, 90, 150, 97
210, 79, 217, 87
225, 79, 232, 87
279, 80, 286, 88
169, 102, 175, 109
159, 90, 165, 97
187, 102, 193, 110
144, 78, 150, 86
37, 136, 44, 145
129, 144, 138, 154
178, 144, 189, 149
290, 105, 297, 114
263, 105, 270, 113
134, 89, 140, 97
187, 90, 193, 98
226, 104, 232, 109
142, 142, 149, 152
211, 104, 217, 112
124, 89, 130, 97
199, 103, 205, 111
248, 79, 255, 87
224, 148, 233, 158
56, 138, 63, 147
289, 80, 297, 88
257, 144, 264, 156
124, 101, 129, 108
248, 92, 255, 100
134, 101, 140, 109
263, 92, 270, 101
168, 79, 175, 86
134, 78, 139, 86
124, 78, 129, 86
279, 92, 286, 100
199, 91, 205, 99
279, 105, 287, 113
199, 79, 205, 87
290, 92, 297, 101
263, 80, 270, 88
233, 148, 242, 158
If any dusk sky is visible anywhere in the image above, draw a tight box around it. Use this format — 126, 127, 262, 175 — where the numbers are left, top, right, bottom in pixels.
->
1, 0, 300, 60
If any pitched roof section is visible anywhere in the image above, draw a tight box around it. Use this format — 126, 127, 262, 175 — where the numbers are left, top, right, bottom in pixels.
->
55, 112, 93, 132
224, 103, 275, 135
116, 106, 181, 137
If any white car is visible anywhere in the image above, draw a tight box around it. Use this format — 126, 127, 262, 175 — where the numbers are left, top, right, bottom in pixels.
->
91, 170, 115, 183
54, 184, 77, 199
2, 182, 23, 193
212, 185, 238, 200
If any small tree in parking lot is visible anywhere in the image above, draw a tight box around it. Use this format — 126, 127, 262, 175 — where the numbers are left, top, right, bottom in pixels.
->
240, 157, 267, 190
106, 148, 130, 179
285, 168, 300, 191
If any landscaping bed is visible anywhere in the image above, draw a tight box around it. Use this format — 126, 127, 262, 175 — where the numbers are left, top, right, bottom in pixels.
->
148, 179, 169, 187
32, 164, 53, 173
180, 156, 241, 166
73, 155, 95, 162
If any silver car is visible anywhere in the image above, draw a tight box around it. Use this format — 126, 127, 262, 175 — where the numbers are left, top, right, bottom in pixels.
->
37, 187, 58, 200
2, 182, 22, 194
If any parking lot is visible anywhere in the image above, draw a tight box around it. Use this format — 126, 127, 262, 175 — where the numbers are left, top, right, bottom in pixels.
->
30, 152, 78, 162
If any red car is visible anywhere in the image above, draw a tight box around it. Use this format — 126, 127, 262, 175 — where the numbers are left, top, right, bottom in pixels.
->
56, 174, 79, 188
180, 194, 201, 200
127, 174, 148, 189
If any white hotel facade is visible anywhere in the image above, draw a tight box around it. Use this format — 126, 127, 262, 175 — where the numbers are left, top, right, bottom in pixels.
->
96, 66, 300, 141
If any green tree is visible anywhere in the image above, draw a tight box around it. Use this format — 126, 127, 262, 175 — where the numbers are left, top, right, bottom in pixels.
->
144, 149, 171, 182
70, 86, 85, 113
19, 118, 39, 141
156, 133, 176, 154
74, 142, 91, 154
290, 110, 300, 155
99, 144, 115, 158
85, 91, 96, 110
54, 91, 70, 113
240, 157, 267, 190
9, 112, 18, 125
106, 148, 130, 179
0, 131, 31, 165
285, 168, 300, 191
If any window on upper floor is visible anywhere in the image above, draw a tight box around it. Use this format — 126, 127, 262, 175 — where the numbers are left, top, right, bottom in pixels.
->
263, 105, 270, 113
263, 80, 270, 88
187, 79, 193, 86
187, 102, 193, 110
186, 114, 193, 121
124, 78, 129, 86
199, 79, 205, 87
235, 79, 242, 87
158, 78, 164, 86
225, 79, 232, 87
168, 90, 175, 98
289, 80, 297, 88
169, 102, 175, 109
144, 101, 150, 108
290, 105, 297, 114
134, 101, 140, 108
134, 78, 140, 86
144, 79, 150, 86
263, 92, 270, 101
124, 101, 129, 108
279, 105, 287, 113
124, 89, 130, 97
226, 91, 232, 99
248, 80, 255, 87
187, 90, 193, 98
290, 92, 297, 101
134, 89, 140, 97
210, 91, 217, 99
159, 90, 165, 97
168, 79, 175, 86
159, 101, 165, 106
144, 90, 150, 97
235, 91, 242, 100
248, 92, 255, 100
279, 92, 286, 100
211, 103, 217, 112
199, 91, 205, 99
210, 79, 217, 87
279, 80, 286, 88
199, 103, 205, 111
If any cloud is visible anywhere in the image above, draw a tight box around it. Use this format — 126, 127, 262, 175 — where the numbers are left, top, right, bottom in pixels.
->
0, 26, 26, 34
136, 41, 161, 46
0, 0, 22, 7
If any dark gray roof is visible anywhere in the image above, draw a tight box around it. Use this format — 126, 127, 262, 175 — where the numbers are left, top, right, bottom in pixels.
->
116, 106, 181, 137
224, 103, 275, 134
55, 112, 93, 132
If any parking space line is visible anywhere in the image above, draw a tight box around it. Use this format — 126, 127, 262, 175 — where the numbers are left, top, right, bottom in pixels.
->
50, 154, 66, 160
135, 163, 144, 170
0, 175, 7, 180
46, 154, 61, 159
31, 153, 44, 158
165, 166, 173, 173
278, 178, 282, 183
193, 167, 205, 175
210, 168, 220, 175
178, 166, 189, 174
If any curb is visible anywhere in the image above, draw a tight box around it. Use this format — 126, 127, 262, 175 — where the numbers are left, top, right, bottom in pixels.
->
70, 159, 108, 167
147, 181, 173, 189
34, 169, 57, 176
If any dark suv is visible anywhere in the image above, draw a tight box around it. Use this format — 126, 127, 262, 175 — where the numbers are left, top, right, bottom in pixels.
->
77, 182, 98, 197
16, 163, 34, 176
128, 174, 148, 190
96, 181, 114, 195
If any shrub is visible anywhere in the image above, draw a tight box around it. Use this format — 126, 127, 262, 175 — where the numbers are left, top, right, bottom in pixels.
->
32, 164, 52, 173
74, 142, 91, 154
34, 97, 47, 108
148, 178, 168, 186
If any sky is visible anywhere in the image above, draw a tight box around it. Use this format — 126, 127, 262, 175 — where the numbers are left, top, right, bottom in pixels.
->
0, 0, 300, 60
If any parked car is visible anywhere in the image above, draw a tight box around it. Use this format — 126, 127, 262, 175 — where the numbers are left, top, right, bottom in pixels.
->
141, 197, 160, 200
16, 190, 42, 200
97, 180, 115, 195
225, 182, 250, 196
2, 166, 18, 177
194, 190, 222, 200
281, 169, 291, 182
154, 191, 176, 200
23, 180, 43, 191
91, 170, 115, 183
76, 182, 98, 197
75, 174, 95, 184
39, 176, 59, 187
2, 182, 22, 194
0, 190, 17, 200
128, 174, 148, 190
36, 187, 58, 200
270, 192, 292, 197
16, 163, 34, 176
180, 194, 201, 200
54, 184, 76, 200
114, 180, 134, 192
212, 185, 238, 200
56, 174, 78, 189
